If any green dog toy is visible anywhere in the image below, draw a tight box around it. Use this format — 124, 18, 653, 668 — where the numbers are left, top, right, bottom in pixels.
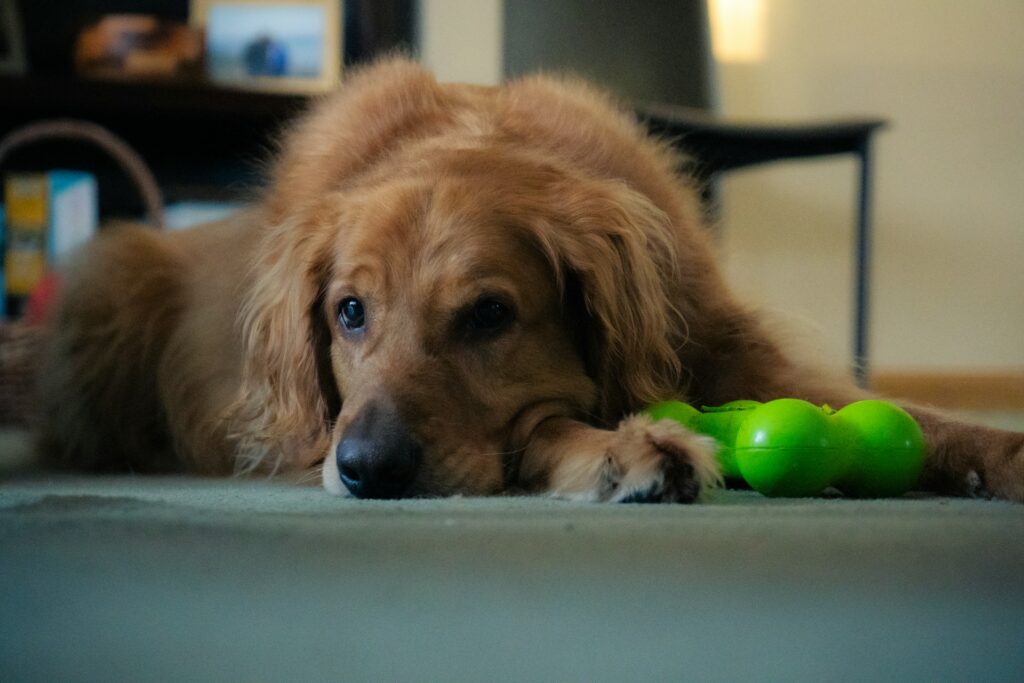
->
644, 399, 925, 498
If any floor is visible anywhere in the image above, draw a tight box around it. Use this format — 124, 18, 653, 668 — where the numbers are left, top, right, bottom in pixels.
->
2, 410, 1023, 682
2, 474, 1023, 682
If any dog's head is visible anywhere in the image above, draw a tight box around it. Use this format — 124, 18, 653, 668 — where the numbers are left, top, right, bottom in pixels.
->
230, 60, 688, 497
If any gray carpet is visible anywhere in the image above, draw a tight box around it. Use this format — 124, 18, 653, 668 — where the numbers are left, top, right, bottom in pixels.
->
2, 475, 1023, 682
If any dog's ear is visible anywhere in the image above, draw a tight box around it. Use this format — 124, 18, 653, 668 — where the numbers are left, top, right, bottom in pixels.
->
227, 217, 337, 473
530, 181, 686, 420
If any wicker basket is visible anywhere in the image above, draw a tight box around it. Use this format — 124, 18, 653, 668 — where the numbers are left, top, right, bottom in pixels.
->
0, 120, 164, 427
0, 322, 46, 426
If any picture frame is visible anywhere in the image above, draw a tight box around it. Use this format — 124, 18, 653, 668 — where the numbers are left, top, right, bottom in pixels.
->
190, 0, 341, 93
0, 0, 27, 76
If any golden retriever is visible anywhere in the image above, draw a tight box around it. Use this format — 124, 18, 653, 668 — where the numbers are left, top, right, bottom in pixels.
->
37, 58, 1024, 502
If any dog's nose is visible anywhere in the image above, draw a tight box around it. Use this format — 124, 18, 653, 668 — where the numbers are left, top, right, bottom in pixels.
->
335, 400, 423, 499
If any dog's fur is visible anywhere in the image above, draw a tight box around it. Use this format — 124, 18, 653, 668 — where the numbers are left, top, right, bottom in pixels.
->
37, 58, 1024, 502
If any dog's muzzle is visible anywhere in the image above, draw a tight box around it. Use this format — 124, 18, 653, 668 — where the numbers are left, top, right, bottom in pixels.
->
335, 399, 423, 499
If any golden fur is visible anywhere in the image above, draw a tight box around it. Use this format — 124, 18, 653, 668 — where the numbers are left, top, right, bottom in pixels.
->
37, 58, 1024, 502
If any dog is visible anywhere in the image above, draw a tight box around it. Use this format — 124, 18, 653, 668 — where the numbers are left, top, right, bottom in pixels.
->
36, 58, 1024, 502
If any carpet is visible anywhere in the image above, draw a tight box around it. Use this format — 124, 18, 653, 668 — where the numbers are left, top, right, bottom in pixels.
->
2, 474, 1022, 682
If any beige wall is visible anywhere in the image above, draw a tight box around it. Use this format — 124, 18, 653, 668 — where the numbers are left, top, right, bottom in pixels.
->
418, 0, 503, 85
714, 0, 1024, 372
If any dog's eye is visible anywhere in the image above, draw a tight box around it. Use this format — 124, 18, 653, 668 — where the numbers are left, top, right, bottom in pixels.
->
338, 297, 366, 331
469, 298, 513, 333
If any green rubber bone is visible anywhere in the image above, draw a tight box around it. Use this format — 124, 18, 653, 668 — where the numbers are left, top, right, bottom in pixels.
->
644, 399, 925, 498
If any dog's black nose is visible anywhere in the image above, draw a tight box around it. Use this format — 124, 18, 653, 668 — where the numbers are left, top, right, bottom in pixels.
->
335, 400, 423, 499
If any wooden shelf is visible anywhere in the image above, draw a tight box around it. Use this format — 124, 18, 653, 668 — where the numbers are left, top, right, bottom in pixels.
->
0, 74, 309, 121
0, 75, 315, 213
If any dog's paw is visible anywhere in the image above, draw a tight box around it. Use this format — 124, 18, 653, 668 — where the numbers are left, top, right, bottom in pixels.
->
924, 430, 1024, 503
982, 434, 1024, 503
601, 415, 722, 504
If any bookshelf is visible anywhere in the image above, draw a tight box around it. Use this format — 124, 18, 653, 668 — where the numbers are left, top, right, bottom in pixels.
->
0, 74, 310, 215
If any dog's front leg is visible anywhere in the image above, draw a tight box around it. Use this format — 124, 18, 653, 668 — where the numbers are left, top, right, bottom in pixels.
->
516, 415, 721, 503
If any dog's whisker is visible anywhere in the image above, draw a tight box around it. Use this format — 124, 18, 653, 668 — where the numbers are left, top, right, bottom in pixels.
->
571, 408, 616, 429
294, 467, 323, 486
466, 445, 528, 459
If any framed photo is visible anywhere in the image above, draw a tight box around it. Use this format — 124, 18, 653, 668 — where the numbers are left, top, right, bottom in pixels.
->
0, 0, 28, 75
190, 0, 341, 93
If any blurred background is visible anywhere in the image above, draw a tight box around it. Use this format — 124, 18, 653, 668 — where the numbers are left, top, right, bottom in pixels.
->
1, 0, 1021, 411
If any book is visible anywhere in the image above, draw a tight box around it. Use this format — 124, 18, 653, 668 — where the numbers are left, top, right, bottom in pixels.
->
2, 171, 97, 319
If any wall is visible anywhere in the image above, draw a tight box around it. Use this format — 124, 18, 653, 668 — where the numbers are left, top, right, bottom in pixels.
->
713, 0, 1024, 372
417, 0, 503, 85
